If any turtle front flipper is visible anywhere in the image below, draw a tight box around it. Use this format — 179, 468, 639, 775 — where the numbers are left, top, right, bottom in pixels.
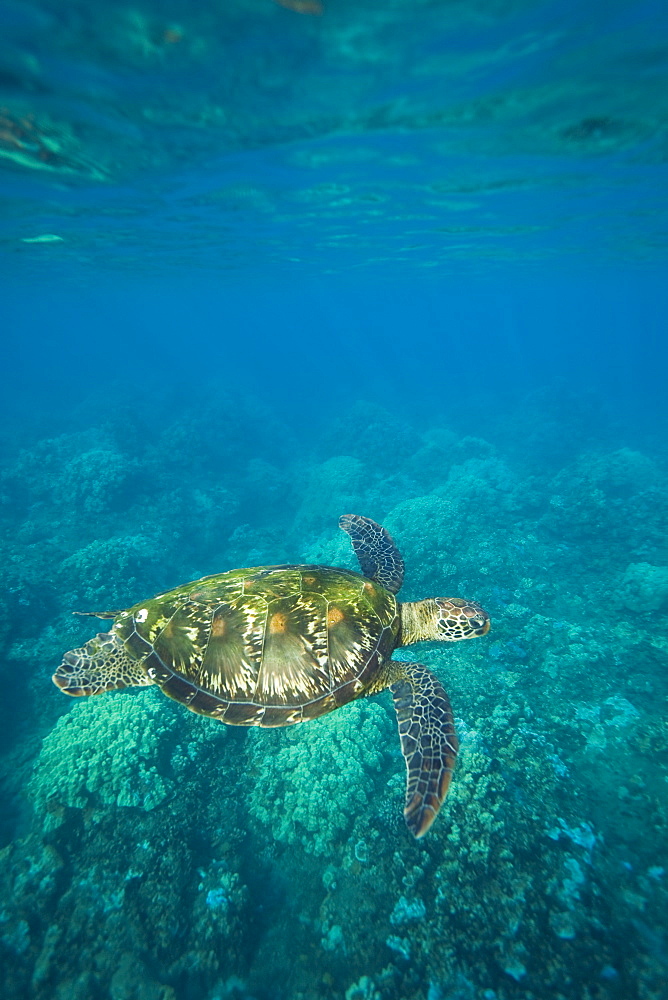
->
52, 631, 152, 697
386, 660, 459, 838
339, 514, 405, 594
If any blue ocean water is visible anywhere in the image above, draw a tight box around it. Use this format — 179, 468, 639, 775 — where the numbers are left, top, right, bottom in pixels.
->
0, 0, 667, 998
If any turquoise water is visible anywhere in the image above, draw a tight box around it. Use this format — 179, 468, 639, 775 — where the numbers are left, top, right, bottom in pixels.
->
1, 1, 667, 998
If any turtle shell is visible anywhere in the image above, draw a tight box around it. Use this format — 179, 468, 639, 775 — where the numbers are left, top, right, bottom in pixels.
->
111, 565, 399, 727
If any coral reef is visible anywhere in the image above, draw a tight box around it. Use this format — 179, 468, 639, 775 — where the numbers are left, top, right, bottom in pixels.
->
619, 562, 668, 613
29, 689, 182, 825
247, 700, 393, 855
0, 390, 666, 1000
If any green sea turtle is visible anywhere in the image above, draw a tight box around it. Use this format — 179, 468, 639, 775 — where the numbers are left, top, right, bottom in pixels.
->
53, 515, 490, 837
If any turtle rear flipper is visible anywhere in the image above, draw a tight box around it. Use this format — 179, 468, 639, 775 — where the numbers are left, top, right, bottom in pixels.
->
52, 631, 152, 697
339, 514, 405, 594
387, 660, 459, 838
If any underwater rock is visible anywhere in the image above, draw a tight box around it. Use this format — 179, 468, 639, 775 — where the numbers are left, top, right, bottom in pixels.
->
294, 454, 368, 535
29, 689, 182, 826
317, 402, 421, 468
247, 699, 392, 855
581, 448, 660, 496
345, 974, 381, 1000
389, 895, 426, 926
619, 562, 668, 613
383, 495, 461, 592
55, 448, 134, 516
58, 534, 163, 608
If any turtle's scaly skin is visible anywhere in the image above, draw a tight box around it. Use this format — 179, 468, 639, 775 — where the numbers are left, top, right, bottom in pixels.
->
111, 565, 399, 727
339, 513, 405, 594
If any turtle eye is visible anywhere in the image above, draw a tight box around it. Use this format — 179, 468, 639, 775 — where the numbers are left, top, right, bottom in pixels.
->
471, 616, 490, 634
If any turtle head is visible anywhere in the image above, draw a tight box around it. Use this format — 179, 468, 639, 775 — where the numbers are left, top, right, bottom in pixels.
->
53, 630, 152, 696
399, 597, 490, 646
432, 598, 490, 641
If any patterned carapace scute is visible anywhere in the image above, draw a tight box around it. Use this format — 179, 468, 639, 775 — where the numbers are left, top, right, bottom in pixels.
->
114, 565, 400, 727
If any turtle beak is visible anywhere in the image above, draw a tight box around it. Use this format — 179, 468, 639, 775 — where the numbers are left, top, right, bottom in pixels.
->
52, 661, 87, 696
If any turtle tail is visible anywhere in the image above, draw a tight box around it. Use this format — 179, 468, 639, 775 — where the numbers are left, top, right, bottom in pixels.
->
52, 631, 151, 697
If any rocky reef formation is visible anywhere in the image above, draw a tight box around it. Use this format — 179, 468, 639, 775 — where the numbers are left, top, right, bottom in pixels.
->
0, 390, 666, 999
